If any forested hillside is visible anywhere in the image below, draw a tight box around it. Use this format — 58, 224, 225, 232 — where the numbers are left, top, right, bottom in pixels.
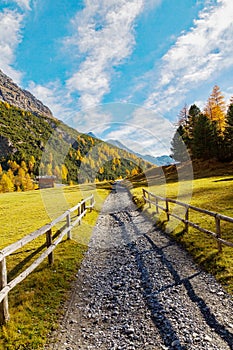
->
0, 101, 151, 192
171, 85, 233, 162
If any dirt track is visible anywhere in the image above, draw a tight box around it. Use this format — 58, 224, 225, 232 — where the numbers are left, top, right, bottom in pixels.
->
46, 186, 233, 350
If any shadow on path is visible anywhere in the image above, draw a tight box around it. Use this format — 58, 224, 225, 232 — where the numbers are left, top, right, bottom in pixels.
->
110, 207, 233, 350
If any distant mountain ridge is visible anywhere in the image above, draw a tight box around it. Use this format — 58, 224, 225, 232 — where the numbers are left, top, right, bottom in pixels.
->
107, 139, 174, 166
0, 70, 53, 118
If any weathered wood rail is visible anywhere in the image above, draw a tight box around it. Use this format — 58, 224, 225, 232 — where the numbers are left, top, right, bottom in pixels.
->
142, 189, 233, 253
0, 194, 95, 324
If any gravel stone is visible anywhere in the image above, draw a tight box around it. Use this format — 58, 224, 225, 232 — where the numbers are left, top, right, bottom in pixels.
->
45, 186, 233, 350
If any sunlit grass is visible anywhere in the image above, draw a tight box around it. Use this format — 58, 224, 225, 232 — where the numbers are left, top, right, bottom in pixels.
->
0, 184, 110, 349
131, 175, 233, 294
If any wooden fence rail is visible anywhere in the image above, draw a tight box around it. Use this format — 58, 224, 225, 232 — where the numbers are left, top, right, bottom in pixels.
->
142, 189, 233, 253
0, 194, 95, 324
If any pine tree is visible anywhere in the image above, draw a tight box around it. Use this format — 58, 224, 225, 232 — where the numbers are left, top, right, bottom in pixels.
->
185, 104, 201, 155
170, 125, 190, 162
192, 114, 218, 159
223, 104, 233, 160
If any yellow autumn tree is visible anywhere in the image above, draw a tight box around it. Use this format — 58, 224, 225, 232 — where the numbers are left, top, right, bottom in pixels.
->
204, 85, 226, 132
54, 165, 61, 180
0, 173, 14, 192
61, 164, 68, 182
46, 163, 53, 176
7, 160, 19, 174
131, 168, 138, 176
28, 156, 36, 173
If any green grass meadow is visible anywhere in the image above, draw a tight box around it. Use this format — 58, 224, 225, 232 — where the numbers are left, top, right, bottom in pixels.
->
132, 175, 233, 294
0, 183, 110, 349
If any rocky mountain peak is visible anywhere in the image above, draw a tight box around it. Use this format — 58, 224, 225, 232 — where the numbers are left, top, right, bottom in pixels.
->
0, 69, 53, 118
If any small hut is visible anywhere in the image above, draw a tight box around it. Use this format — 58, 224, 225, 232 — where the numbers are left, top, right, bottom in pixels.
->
37, 176, 56, 189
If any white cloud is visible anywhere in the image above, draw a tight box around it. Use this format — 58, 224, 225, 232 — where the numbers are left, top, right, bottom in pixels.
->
65, 0, 145, 111
28, 81, 74, 120
144, 0, 233, 114
14, 0, 31, 10
72, 108, 113, 134
0, 9, 23, 82
102, 106, 176, 156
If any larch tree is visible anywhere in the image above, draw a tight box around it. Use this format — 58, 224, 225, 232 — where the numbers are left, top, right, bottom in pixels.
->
0, 173, 14, 192
177, 104, 189, 127
204, 85, 226, 132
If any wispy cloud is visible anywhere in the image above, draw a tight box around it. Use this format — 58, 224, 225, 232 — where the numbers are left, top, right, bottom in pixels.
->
28, 81, 74, 120
99, 106, 175, 156
64, 0, 145, 110
0, 8, 23, 82
13, 0, 31, 10
144, 0, 233, 114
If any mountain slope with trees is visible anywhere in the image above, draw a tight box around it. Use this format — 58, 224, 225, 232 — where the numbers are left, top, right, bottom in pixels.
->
0, 68, 152, 193
0, 101, 152, 192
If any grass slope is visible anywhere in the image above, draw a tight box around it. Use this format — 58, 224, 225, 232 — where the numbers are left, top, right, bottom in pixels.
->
0, 184, 110, 349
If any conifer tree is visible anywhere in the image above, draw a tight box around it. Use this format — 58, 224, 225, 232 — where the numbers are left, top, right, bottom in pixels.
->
192, 114, 218, 159
204, 85, 226, 132
0, 173, 14, 192
223, 104, 233, 160
170, 125, 190, 162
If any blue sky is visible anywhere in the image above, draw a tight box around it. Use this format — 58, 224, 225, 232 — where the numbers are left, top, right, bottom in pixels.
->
1, 0, 233, 156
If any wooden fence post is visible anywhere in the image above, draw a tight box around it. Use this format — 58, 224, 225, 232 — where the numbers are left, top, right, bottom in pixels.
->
46, 229, 54, 265
66, 211, 71, 240
0, 257, 9, 324
81, 199, 84, 216
83, 200, 86, 216
155, 197, 159, 214
142, 189, 146, 205
215, 214, 222, 253
90, 195, 94, 212
185, 206, 189, 233
78, 205, 81, 225
148, 193, 151, 208
166, 199, 170, 221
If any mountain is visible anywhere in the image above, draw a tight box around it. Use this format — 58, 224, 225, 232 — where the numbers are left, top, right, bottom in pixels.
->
106, 139, 133, 154
141, 154, 174, 166
107, 139, 174, 166
88, 132, 97, 138
0, 70, 151, 190
0, 69, 52, 118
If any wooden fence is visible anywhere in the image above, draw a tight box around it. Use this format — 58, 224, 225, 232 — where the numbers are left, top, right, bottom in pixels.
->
0, 194, 95, 324
142, 189, 233, 253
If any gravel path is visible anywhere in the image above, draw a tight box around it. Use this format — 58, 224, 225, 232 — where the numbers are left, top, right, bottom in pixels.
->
47, 186, 233, 350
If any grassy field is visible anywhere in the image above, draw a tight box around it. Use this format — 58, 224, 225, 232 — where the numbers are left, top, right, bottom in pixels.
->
131, 174, 233, 294
0, 183, 110, 350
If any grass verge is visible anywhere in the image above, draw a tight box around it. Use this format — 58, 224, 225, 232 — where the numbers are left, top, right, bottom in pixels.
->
131, 175, 233, 294
0, 183, 110, 349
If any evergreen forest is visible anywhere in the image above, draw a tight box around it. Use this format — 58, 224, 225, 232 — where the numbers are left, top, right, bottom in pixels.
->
171, 85, 233, 162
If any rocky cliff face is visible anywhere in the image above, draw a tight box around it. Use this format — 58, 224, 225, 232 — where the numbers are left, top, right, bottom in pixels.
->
0, 69, 53, 118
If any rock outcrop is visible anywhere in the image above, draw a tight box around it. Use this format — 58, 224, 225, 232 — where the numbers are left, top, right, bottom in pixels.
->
0, 69, 53, 118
